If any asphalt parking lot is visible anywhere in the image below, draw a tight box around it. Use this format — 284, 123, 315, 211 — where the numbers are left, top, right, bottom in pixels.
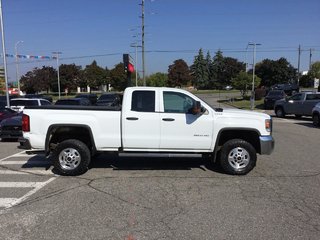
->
0, 97, 319, 240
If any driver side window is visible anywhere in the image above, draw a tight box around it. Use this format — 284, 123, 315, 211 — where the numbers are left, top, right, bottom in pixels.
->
289, 94, 302, 101
163, 91, 194, 113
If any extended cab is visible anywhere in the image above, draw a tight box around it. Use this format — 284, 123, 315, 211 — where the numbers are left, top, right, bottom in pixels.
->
20, 87, 274, 176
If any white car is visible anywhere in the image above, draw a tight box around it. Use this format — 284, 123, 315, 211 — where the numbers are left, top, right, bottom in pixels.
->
312, 102, 320, 127
10, 98, 51, 112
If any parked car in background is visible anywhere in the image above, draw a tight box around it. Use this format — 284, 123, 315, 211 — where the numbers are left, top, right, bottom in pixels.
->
312, 102, 320, 127
0, 113, 22, 140
10, 98, 52, 112
224, 85, 233, 91
0, 107, 18, 122
270, 83, 299, 96
96, 93, 122, 107
75, 93, 98, 105
274, 92, 320, 118
264, 90, 286, 109
55, 98, 91, 106
24, 94, 53, 103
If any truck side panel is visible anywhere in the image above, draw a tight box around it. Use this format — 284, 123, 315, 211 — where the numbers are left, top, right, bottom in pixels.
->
23, 109, 121, 150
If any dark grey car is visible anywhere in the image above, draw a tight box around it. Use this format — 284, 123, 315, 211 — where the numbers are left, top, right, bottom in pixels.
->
274, 92, 320, 118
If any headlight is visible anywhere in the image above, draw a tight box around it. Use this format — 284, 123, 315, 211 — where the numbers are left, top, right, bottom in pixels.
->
265, 118, 272, 132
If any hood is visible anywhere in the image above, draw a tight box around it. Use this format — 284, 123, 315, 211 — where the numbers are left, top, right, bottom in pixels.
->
219, 108, 270, 119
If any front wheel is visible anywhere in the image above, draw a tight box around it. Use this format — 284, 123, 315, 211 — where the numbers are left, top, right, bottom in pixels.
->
219, 139, 257, 175
313, 114, 320, 127
275, 107, 285, 118
52, 139, 91, 176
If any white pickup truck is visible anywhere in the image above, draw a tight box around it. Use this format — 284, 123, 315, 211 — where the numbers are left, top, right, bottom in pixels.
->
19, 87, 274, 176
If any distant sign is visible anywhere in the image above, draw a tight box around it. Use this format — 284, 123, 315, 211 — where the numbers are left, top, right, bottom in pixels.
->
314, 78, 319, 88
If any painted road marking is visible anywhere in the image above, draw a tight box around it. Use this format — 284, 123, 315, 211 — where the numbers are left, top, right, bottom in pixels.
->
0, 150, 26, 163
0, 177, 56, 209
1, 160, 50, 166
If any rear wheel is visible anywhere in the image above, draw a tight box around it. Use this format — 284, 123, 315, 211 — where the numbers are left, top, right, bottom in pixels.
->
313, 113, 320, 127
52, 139, 91, 176
275, 107, 285, 118
219, 139, 257, 175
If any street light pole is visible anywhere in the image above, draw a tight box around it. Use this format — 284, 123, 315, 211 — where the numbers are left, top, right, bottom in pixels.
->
15, 40, 23, 94
52, 51, 62, 99
248, 42, 261, 110
0, 0, 10, 107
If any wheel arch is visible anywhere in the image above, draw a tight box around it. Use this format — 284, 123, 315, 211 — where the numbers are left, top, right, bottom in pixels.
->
213, 128, 261, 160
45, 124, 97, 155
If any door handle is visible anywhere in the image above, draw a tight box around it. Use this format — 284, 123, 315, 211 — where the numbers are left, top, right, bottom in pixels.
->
162, 118, 175, 121
126, 117, 139, 121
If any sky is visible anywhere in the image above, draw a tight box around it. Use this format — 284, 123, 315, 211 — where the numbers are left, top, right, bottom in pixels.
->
1, 0, 320, 84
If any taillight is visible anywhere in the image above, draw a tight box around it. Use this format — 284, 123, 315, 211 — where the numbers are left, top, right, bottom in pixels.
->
22, 114, 30, 132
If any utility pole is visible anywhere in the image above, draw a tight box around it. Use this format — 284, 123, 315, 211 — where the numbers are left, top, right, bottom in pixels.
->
15, 40, 23, 94
0, 0, 10, 107
140, 0, 146, 86
52, 52, 62, 99
130, 43, 141, 86
309, 48, 313, 70
248, 42, 261, 110
297, 44, 301, 85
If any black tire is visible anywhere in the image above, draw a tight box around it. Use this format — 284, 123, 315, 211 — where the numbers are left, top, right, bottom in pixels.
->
275, 107, 285, 118
219, 139, 257, 175
295, 114, 302, 118
313, 113, 320, 127
52, 139, 91, 176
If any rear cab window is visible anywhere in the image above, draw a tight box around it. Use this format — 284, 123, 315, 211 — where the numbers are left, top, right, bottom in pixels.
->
131, 90, 155, 112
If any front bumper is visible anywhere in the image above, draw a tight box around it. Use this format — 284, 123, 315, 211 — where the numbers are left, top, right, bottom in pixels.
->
259, 136, 274, 155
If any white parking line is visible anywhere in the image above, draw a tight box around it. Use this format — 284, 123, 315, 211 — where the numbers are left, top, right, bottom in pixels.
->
0, 198, 18, 207
0, 177, 56, 209
1, 160, 50, 165
0, 170, 28, 174
0, 182, 47, 188
0, 151, 26, 163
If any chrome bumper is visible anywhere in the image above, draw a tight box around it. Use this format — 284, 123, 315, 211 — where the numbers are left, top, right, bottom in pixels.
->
259, 136, 274, 155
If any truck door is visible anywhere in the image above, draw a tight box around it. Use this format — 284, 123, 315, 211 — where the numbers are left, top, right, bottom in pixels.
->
159, 91, 213, 151
122, 90, 160, 149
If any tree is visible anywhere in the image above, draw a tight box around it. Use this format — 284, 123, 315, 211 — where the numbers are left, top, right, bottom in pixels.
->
231, 71, 261, 97
20, 66, 56, 93
211, 51, 245, 89
190, 49, 209, 89
167, 59, 191, 87
146, 72, 168, 87
59, 64, 83, 92
109, 63, 127, 91
309, 61, 320, 79
255, 58, 297, 87
83, 60, 108, 89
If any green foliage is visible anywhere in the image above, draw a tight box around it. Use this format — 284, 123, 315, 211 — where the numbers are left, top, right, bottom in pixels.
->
309, 61, 320, 79
146, 72, 168, 87
59, 64, 83, 91
190, 49, 209, 89
109, 63, 127, 91
299, 74, 314, 88
83, 60, 108, 89
255, 58, 297, 86
167, 59, 191, 87
20, 66, 57, 93
231, 71, 261, 97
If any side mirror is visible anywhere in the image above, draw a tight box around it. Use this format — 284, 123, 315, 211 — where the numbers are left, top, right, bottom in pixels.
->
191, 101, 202, 115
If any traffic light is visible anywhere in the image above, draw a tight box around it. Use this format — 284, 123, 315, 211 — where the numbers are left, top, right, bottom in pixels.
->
123, 54, 129, 72
123, 54, 135, 73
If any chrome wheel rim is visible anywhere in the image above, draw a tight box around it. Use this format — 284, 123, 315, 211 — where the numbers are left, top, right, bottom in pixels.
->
59, 148, 81, 170
227, 147, 250, 170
